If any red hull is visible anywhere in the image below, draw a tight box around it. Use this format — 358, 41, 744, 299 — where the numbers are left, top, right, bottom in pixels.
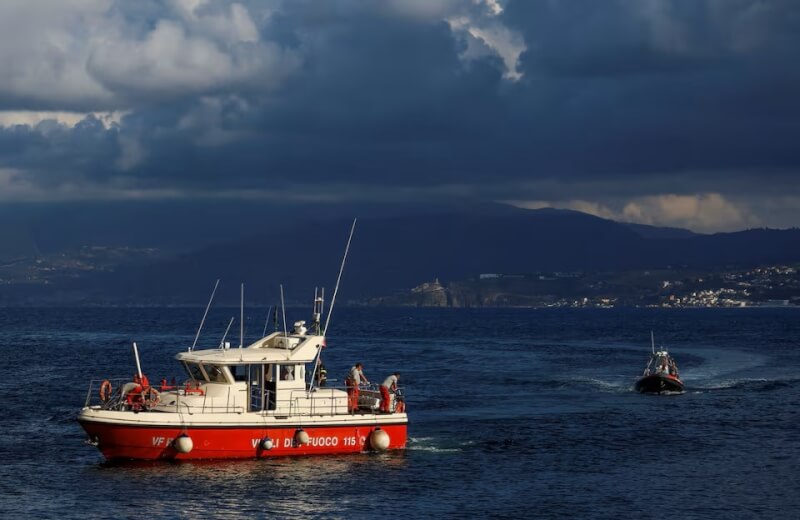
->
79, 420, 407, 460
635, 374, 684, 394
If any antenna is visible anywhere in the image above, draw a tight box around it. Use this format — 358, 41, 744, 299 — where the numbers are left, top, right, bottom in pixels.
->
280, 284, 288, 340
651, 330, 655, 354
240, 283, 244, 349
309, 288, 327, 391
218, 317, 235, 349
309, 221, 354, 393
312, 287, 324, 335
262, 305, 273, 338
191, 279, 219, 352
323, 218, 356, 337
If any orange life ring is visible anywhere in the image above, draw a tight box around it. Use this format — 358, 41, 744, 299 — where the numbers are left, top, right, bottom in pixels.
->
99, 380, 112, 402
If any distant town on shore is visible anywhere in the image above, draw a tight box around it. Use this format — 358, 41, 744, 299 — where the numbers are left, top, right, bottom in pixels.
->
364, 265, 800, 309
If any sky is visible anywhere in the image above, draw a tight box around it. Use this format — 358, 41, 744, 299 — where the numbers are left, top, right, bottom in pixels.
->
0, 0, 799, 233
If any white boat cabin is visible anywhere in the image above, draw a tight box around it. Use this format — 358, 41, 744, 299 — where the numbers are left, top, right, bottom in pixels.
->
153, 323, 351, 416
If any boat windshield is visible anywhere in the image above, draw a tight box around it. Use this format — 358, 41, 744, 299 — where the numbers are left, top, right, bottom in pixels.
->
184, 362, 206, 382
203, 364, 228, 383
651, 354, 678, 376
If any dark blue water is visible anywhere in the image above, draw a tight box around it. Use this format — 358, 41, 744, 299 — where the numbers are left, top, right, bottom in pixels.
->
1, 307, 799, 518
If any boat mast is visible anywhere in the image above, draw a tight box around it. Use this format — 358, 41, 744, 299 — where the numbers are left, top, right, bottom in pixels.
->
323, 218, 356, 337
218, 316, 235, 349
651, 330, 655, 355
240, 283, 244, 349
191, 279, 219, 352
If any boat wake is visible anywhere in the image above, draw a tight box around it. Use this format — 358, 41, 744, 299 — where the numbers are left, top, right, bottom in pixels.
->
678, 347, 766, 382
407, 437, 463, 453
692, 377, 799, 392
559, 376, 633, 393
677, 346, 797, 392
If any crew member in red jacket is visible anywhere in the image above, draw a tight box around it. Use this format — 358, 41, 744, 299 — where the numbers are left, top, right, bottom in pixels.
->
346, 363, 368, 413
380, 372, 400, 413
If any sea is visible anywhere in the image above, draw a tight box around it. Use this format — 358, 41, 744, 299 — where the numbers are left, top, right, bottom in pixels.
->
1, 306, 799, 519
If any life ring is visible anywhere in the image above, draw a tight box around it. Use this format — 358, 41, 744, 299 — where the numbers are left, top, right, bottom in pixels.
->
142, 387, 161, 410
99, 380, 113, 402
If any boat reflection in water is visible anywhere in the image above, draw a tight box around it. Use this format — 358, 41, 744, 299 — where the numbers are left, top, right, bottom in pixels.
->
94, 453, 407, 517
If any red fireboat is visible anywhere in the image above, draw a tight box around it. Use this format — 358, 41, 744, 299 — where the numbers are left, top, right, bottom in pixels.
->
78, 222, 407, 460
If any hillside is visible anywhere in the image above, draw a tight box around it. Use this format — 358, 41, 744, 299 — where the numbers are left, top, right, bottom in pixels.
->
2, 207, 800, 305
104, 209, 800, 305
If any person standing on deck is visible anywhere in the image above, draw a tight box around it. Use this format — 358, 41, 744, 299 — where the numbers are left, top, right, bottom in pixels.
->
315, 361, 328, 387
346, 363, 369, 413
380, 372, 400, 413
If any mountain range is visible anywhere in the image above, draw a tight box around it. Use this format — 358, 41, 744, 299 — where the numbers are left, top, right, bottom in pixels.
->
1, 204, 799, 305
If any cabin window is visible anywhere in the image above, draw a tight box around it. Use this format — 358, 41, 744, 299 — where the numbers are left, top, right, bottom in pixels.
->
280, 365, 295, 381
184, 362, 206, 382
231, 365, 248, 382
249, 365, 261, 386
203, 364, 228, 383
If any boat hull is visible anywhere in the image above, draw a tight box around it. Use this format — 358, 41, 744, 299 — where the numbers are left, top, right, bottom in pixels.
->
79, 418, 407, 460
635, 374, 684, 394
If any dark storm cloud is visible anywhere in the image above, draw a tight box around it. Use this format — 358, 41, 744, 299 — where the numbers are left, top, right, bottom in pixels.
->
1, 0, 800, 229
501, 0, 800, 176
0, 117, 119, 184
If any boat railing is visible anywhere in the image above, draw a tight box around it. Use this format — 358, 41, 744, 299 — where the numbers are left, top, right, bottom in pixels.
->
83, 378, 246, 414
83, 379, 405, 416
84, 378, 130, 409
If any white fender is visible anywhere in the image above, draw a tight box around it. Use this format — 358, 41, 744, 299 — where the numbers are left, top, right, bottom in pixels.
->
174, 434, 193, 454
294, 429, 309, 446
370, 428, 390, 451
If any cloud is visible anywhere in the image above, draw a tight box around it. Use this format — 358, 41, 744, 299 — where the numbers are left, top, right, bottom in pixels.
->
621, 193, 760, 232
0, 110, 124, 129
0, 0, 114, 111
86, 15, 299, 102
506, 193, 763, 233
447, 12, 526, 80
0, 0, 298, 111
115, 134, 147, 171
0, 1, 799, 232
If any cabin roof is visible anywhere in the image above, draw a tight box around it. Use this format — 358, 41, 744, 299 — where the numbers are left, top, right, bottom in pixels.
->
175, 332, 323, 365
